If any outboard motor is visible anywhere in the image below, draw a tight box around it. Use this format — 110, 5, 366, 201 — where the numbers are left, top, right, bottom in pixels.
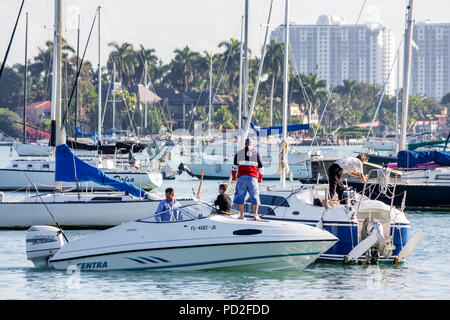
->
178, 163, 195, 177
26, 226, 66, 268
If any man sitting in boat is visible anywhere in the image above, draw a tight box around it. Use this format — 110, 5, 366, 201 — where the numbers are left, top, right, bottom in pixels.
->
154, 187, 182, 221
328, 153, 368, 204
232, 138, 264, 220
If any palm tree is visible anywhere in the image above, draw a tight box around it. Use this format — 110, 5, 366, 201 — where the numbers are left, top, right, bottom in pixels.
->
31, 40, 75, 101
300, 73, 328, 122
335, 78, 357, 104
263, 40, 284, 125
218, 38, 242, 94
107, 42, 136, 88
167, 46, 202, 92
136, 45, 158, 85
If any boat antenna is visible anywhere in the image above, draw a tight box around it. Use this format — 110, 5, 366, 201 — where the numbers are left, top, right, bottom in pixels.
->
23, 174, 69, 242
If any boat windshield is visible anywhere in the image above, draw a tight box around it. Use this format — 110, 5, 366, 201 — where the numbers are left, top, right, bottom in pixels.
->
136, 202, 220, 223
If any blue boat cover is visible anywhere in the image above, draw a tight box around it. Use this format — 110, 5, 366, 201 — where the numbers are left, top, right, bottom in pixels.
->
248, 120, 309, 136
397, 150, 450, 168
55, 144, 146, 197
75, 126, 126, 139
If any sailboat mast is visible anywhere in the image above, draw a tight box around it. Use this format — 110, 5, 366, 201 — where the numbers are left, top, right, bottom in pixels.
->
395, 51, 400, 144
52, 0, 64, 190
97, 6, 102, 143
51, 0, 63, 147
243, 0, 249, 123
112, 62, 116, 131
280, 0, 289, 188
75, 14, 80, 141
238, 15, 244, 133
144, 62, 148, 130
23, 12, 28, 144
399, 0, 414, 151
208, 52, 213, 137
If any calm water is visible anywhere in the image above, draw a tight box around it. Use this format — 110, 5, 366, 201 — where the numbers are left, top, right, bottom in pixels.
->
0, 146, 449, 299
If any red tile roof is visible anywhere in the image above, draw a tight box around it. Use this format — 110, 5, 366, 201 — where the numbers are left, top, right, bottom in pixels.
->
26, 101, 51, 109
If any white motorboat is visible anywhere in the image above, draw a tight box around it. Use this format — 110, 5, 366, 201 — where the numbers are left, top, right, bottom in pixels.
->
26, 202, 337, 271
242, 184, 423, 264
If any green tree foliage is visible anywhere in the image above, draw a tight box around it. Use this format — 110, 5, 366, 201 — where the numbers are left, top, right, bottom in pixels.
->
213, 105, 235, 130
0, 67, 24, 112
0, 108, 22, 137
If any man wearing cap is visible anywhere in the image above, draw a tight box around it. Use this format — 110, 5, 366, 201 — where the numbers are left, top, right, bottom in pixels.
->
231, 138, 264, 220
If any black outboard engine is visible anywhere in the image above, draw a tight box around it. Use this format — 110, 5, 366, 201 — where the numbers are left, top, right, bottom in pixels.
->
178, 163, 195, 177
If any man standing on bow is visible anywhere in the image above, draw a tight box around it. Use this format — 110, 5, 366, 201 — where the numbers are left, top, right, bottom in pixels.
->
232, 138, 264, 220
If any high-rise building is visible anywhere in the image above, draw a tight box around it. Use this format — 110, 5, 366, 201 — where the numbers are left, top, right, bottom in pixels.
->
270, 15, 396, 96
411, 20, 450, 101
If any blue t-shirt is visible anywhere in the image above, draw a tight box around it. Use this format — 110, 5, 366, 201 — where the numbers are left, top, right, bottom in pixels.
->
155, 199, 182, 222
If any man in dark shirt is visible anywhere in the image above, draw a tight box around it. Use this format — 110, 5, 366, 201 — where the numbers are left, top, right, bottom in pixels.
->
214, 184, 232, 213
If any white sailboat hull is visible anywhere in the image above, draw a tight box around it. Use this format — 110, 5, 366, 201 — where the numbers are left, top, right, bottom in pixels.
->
186, 162, 310, 180
0, 194, 196, 229
0, 168, 162, 191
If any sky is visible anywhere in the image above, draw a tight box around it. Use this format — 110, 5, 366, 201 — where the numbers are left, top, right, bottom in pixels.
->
1, 0, 450, 68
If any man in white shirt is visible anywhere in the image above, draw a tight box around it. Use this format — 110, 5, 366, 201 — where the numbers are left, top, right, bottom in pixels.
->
328, 153, 368, 203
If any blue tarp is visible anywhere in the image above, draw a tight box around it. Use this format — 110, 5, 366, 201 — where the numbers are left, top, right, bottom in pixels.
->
397, 150, 450, 168
248, 120, 310, 137
55, 144, 146, 198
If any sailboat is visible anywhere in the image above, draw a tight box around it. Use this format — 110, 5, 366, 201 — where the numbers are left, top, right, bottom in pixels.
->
0, 143, 194, 229
245, 0, 423, 265
0, 0, 189, 229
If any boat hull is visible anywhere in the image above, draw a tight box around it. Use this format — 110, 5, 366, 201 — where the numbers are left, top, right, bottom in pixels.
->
0, 197, 196, 229
49, 240, 333, 271
0, 168, 162, 192
186, 162, 310, 180
348, 181, 450, 210
250, 216, 410, 264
